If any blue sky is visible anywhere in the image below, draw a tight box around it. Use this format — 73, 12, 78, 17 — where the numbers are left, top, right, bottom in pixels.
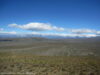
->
0, 0, 100, 37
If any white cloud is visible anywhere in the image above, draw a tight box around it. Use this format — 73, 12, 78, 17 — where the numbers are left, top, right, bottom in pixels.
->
7, 22, 100, 37
68, 28, 100, 36
9, 22, 65, 31
96, 31, 100, 35
0, 31, 17, 35
68, 29, 96, 34
30, 32, 97, 38
0, 28, 4, 31
0, 28, 16, 34
0, 30, 98, 38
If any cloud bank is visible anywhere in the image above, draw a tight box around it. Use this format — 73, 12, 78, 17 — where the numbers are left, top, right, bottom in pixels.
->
68, 29, 96, 34
0, 31, 17, 35
0, 28, 17, 35
30, 32, 97, 38
0, 22, 100, 38
9, 22, 100, 35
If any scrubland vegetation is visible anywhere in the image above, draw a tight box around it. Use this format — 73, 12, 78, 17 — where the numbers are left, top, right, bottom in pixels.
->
0, 38, 100, 75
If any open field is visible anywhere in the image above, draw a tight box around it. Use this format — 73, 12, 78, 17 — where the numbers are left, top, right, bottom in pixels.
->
0, 38, 100, 75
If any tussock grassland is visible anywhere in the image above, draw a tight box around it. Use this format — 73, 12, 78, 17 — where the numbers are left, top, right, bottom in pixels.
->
0, 52, 100, 75
0, 38, 100, 75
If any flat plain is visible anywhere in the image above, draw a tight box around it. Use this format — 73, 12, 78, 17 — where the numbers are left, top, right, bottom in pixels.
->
0, 38, 100, 75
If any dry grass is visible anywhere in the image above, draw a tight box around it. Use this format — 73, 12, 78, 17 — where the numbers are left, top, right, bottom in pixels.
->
0, 38, 100, 75
0, 53, 100, 75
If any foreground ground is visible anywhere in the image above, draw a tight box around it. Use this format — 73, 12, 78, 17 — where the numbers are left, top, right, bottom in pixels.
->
0, 38, 100, 75
0, 53, 100, 75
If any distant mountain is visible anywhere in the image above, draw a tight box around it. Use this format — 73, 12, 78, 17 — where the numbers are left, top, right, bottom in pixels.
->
0, 34, 100, 41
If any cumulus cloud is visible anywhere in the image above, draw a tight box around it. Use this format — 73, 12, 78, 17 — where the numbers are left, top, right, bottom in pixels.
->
7, 22, 100, 37
9, 22, 65, 31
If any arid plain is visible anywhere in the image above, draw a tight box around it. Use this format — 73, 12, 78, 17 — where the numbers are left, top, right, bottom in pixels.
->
0, 38, 100, 75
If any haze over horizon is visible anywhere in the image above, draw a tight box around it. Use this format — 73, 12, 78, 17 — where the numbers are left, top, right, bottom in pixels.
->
0, 0, 100, 38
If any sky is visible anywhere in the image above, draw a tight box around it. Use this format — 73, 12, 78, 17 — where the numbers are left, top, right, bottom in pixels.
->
0, 0, 100, 37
